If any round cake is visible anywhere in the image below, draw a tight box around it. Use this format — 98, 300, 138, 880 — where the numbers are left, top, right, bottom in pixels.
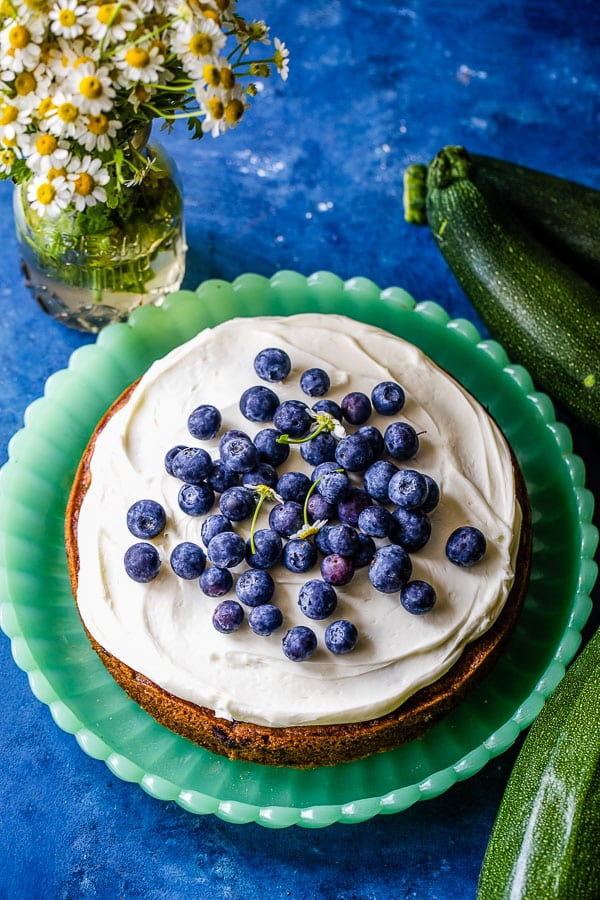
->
65, 313, 531, 767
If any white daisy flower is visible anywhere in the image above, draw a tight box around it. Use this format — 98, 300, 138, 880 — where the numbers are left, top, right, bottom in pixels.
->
76, 110, 122, 152
114, 42, 165, 87
26, 173, 72, 219
49, 0, 87, 40
11, 64, 52, 104
0, 99, 33, 143
67, 154, 110, 211
0, 146, 17, 175
82, 1, 140, 46
1, 20, 45, 74
26, 131, 70, 174
273, 38, 290, 81
170, 17, 227, 79
45, 90, 82, 138
196, 82, 248, 137
68, 62, 116, 116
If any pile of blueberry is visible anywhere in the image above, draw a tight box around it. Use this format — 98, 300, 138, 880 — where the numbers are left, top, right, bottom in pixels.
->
123, 346, 487, 662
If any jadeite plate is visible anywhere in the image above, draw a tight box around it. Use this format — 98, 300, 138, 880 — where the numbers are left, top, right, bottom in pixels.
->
0, 270, 597, 828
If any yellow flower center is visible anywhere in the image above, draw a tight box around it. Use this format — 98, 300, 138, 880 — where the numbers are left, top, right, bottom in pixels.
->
36, 182, 56, 205
97, 3, 121, 26
35, 133, 58, 155
79, 75, 103, 100
74, 172, 94, 196
202, 63, 220, 86
220, 67, 235, 89
224, 98, 244, 125
73, 54, 93, 68
9, 25, 30, 49
57, 102, 78, 123
58, 8, 77, 27
207, 97, 224, 119
38, 97, 55, 117
47, 165, 67, 181
202, 9, 219, 22
0, 148, 16, 166
86, 113, 109, 135
2, 135, 17, 148
125, 47, 150, 69
15, 72, 36, 95
189, 32, 213, 57
0, 104, 18, 126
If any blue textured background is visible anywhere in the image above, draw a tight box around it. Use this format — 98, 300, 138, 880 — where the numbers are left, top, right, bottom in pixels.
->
1, 1, 599, 897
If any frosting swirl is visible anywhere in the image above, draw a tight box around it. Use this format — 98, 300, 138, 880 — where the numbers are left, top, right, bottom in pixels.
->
75, 314, 521, 727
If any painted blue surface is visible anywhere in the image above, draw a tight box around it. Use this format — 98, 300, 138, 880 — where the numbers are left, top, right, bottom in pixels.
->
1, 1, 599, 897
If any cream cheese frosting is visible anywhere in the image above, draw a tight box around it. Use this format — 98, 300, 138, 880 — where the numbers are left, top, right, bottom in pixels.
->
75, 313, 522, 727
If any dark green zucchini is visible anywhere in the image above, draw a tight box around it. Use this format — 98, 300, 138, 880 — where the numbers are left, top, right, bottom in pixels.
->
471, 151, 600, 287
425, 146, 600, 431
477, 628, 600, 899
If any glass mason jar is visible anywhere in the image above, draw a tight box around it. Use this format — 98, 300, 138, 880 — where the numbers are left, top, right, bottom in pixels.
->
14, 138, 186, 333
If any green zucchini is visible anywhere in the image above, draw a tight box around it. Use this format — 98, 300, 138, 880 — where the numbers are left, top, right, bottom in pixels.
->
477, 627, 600, 899
471, 152, 600, 287
424, 145, 600, 431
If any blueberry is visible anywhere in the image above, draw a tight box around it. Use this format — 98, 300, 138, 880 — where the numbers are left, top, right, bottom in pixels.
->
298, 579, 338, 619
124, 543, 161, 582
254, 347, 291, 383
207, 530, 246, 568
219, 435, 258, 474
306, 492, 335, 523
363, 459, 398, 502
219, 486, 256, 521
239, 385, 279, 423
315, 523, 334, 555
170, 542, 207, 579
282, 625, 317, 661
269, 501, 304, 537
390, 507, 432, 552
368, 544, 412, 593
254, 427, 290, 467
200, 565, 233, 597
421, 475, 440, 514
218, 428, 251, 453
178, 482, 215, 516
311, 460, 342, 482
300, 367, 330, 397
248, 604, 283, 636
384, 422, 419, 460
235, 569, 275, 607
276, 470, 311, 503
388, 469, 430, 509
371, 381, 405, 415
242, 462, 279, 490
341, 391, 372, 425
245, 528, 283, 569
312, 399, 342, 420
164, 444, 188, 475
283, 538, 317, 573
300, 431, 337, 465
321, 553, 355, 586
207, 460, 239, 494
325, 619, 358, 654
171, 446, 213, 484
337, 487, 371, 526
356, 424, 384, 462
357, 505, 393, 538
401, 580, 437, 614
273, 399, 313, 438
445, 526, 487, 567
316, 469, 350, 504
327, 523, 360, 557
126, 499, 166, 539
187, 404, 221, 440
335, 433, 371, 471
212, 599, 244, 633
353, 532, 376, 567
201, 514, 232, 547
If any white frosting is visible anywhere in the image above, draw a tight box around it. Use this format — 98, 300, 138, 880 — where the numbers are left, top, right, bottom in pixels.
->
75, 314, 522, 727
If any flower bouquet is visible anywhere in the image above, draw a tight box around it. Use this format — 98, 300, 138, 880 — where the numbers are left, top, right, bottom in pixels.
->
0, 0, 289, 330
